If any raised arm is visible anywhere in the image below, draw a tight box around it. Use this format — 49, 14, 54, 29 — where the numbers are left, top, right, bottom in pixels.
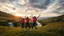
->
37, 15, 41, 19
24, 15, 27, 18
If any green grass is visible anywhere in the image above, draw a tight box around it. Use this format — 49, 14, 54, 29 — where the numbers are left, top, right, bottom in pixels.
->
0, 14, 64, 36
38, 15, 64, 26
0, 22, 64, 36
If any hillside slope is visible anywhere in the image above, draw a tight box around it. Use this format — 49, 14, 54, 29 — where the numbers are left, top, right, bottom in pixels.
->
38, 15, 64, 25
0, 11, 20, 22
0, 14, 64, 36
0, 21, 64, 36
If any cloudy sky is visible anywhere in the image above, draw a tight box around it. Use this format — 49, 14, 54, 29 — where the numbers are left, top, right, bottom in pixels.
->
0, 0, 64, 17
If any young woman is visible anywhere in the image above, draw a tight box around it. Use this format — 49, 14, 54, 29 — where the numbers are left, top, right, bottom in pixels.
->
32, 15, 41, 30
20, 18, 25, 29
25, 17, 30, 29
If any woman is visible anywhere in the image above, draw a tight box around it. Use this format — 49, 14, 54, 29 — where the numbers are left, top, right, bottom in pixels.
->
20, 18, 25, 29
32, 15, 41, 30
25, 17, 30, 29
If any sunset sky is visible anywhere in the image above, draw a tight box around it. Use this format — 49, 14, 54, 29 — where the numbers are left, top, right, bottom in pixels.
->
0, 0, 64, 17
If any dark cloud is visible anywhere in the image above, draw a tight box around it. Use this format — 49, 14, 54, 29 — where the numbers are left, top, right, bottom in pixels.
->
29, 0, 39, 3
59, 0, 64, 3
0, 0, 7, 3
44, 0, 50, 6
31, 4, 47, 9
28, 0, 51, 9
59, 0, 64, 6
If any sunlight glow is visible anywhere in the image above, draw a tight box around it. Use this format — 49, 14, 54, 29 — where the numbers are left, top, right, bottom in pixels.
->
14, 13, 23, 17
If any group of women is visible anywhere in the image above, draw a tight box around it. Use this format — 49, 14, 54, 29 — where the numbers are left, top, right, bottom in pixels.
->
19, 15, 41, 31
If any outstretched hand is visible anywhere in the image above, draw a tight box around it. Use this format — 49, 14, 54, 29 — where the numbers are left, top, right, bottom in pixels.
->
38, 15, 41, 17
37, 15, 41, 18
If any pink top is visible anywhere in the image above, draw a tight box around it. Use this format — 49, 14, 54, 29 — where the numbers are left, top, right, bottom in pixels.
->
32, 17, 37, 22
25, 17, 30, 22
20, 19, 25, 24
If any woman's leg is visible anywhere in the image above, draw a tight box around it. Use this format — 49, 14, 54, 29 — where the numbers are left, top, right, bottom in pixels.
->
27, 22, 30, 29
32, 22, 37, 29
22, 24, 24, 28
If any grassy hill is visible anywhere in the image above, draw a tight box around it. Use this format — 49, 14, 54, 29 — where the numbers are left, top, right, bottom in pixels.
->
0, 11, 21, 26
38, 15, 64, 26
0, 21, 64, 36
0, 11, 64, 36
0, 11, 20, 22
0, 15, 64, 36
